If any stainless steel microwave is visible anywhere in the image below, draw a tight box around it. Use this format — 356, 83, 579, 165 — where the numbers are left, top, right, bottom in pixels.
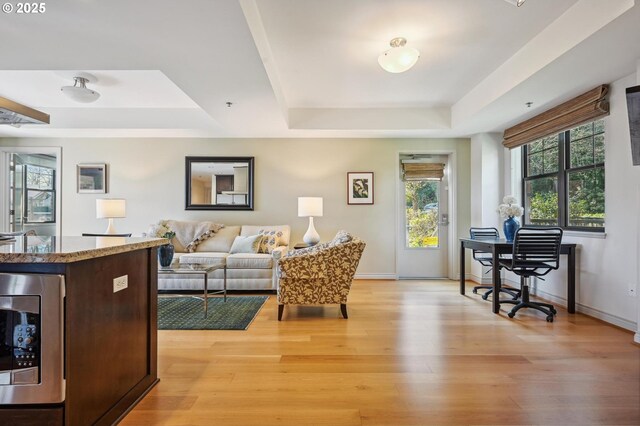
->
0, 273, 65, 404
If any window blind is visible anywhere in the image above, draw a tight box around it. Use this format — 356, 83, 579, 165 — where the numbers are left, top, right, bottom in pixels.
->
401, 162, 445, 181
503, 85, 609, 149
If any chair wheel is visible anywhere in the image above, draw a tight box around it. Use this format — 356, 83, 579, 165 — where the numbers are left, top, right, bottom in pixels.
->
550, 308, 557, 315
507, 312, 515, 318
482, 294, 489, 300
546, 315, 554, 322
472, 288, 478, 294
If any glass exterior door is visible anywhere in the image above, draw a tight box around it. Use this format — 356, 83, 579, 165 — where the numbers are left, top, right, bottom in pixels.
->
397, 158, 449, 278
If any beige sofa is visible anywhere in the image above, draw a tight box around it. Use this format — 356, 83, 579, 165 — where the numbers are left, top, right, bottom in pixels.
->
157, 223, 290, 291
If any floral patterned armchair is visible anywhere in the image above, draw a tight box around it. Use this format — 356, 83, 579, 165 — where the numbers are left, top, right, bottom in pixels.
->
275, 231, 365, 321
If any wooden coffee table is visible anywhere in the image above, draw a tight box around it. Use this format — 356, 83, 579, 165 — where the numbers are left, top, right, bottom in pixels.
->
158, 261, 226, 318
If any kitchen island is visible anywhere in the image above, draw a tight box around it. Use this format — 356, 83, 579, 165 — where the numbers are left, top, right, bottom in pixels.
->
0, 236, 165, 426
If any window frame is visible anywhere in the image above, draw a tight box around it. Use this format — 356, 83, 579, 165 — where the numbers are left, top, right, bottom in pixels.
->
24, 164, 56, 224
521, 122, 605, 233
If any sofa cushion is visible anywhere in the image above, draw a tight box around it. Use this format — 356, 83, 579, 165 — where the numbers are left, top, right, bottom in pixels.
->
179, 252, 229, 265
229, 235, 263, 254
332, 230, 353, 244
226, 253, 273, 269
195, 226, 241, 253
241, 225, 290, 247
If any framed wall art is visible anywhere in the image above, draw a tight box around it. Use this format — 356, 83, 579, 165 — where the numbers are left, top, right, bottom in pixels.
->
347, 172, 374, 205
77, 163, 107, 194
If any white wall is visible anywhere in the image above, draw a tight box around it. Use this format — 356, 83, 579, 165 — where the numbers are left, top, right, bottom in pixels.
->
0, 137, 471, 277
502, 73, 640, 333
469, 133, 505, 280
635, 60, 640, 344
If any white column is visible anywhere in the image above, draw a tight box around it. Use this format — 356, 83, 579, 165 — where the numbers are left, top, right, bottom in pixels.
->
469, 133, 505, 282
234, 166, 248, 193
210, 175, 217, 205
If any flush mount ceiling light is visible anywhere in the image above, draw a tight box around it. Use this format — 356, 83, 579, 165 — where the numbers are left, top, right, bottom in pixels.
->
378, 37, 420, 73
61, 72, 100, 103
504, 0, 527, 6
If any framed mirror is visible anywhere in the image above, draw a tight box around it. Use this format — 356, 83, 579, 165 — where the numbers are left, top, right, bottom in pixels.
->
185, 156, 254, 210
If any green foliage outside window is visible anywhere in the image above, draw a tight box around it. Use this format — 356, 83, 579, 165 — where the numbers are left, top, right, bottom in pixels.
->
405, 180, 439, 247
525, 119, 605, 229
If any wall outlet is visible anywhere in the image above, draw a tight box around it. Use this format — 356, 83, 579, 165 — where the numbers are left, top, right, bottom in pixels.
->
629, 283, 637, 297
113, 275, 128, 293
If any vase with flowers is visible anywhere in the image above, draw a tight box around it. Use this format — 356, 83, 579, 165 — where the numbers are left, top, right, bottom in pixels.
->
149, 221, 176, 267
497, 196, 524, 242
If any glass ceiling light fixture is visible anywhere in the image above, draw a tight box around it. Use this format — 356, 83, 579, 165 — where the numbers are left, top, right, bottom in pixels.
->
61, 72, 100, 103
378, 37, 420, 73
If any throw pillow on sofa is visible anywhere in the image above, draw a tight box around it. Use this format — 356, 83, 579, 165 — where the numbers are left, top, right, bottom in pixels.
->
167, 220, 224, 252
332, 230, 353, 244
257, 229, 285, 254
229, 235, 264, 254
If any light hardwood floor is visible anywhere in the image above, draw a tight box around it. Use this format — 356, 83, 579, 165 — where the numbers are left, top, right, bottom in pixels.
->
122, 280, 640, 426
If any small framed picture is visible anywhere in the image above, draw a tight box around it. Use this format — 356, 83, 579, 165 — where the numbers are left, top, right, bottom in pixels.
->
77, 163, 107, 193
347, 172, 374, 205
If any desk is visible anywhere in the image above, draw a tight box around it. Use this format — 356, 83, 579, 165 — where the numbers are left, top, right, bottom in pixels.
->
459, 238, 577, 314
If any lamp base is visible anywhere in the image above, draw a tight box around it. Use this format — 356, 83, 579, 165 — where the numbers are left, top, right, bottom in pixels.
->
303, 217, 320, 245
104, 218, 118, 234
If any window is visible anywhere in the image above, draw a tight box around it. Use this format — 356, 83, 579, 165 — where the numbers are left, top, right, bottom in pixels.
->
523, 119, 605, 231
25, 164, 56, 223
405, 180, 439, 247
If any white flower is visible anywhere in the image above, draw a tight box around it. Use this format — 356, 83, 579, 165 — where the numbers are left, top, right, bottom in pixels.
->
503, 195, 519, 205
497, 196, 523, 218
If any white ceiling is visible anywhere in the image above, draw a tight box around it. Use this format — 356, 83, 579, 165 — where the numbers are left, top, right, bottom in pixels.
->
0, 0, 638, 138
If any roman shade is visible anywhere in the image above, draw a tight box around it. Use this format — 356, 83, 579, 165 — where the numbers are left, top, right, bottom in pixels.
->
401, 162, 445, 181
503, 85, 609, 149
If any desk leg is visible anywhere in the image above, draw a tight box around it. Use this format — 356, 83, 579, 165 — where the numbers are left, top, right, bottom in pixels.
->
460, 241, 466, 295
492, 247, 501, 314
568, 246, 576, 314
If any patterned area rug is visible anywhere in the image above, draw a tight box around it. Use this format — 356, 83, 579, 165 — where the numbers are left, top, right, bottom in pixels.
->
158, 296, 268, 330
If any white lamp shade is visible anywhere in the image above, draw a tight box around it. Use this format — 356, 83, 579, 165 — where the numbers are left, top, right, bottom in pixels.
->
96, 199, 126, 219
298, 197, 323, 217
378, 46, 420, 73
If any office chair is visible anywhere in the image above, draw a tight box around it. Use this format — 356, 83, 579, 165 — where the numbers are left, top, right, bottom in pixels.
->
469, 227, 521, 300
498, 227, 563, 322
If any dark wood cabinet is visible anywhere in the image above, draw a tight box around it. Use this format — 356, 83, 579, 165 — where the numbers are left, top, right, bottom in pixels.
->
0, 246, 159, 425
216, 174, 234, 193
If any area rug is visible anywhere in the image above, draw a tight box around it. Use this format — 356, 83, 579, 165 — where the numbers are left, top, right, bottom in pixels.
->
158, 296, 268, 330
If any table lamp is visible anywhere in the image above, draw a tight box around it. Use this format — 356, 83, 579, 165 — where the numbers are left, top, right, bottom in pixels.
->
96, 199, 126, 234
298, 197, 323, 245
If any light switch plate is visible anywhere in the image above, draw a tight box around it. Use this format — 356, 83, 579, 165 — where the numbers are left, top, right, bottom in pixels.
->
113, 275, 128, 293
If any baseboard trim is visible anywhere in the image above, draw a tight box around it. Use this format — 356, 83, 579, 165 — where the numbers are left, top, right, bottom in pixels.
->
530, 286, 637, 332
354, 273, 397, 280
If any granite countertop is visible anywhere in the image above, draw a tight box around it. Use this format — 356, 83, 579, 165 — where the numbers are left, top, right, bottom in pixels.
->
0, 236, 167, 263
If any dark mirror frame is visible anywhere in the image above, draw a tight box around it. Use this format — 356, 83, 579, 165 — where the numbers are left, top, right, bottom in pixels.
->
185, 156, 254, 211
